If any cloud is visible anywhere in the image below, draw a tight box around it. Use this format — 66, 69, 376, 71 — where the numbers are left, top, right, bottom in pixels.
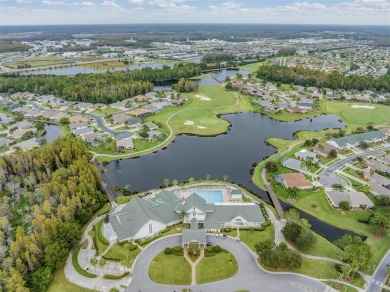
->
129, 0, 144, 4
148, 0, 196, 12
41, 0, 67, 5
222, 1, 242, 9
17, 0, 33, 3
100, 0, 120, 8
79, 1, 95, 7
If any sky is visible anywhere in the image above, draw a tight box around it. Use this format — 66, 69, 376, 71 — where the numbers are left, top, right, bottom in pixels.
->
0, 0, 389, 26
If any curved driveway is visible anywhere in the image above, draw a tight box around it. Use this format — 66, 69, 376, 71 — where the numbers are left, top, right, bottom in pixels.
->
127, 235, 329, 292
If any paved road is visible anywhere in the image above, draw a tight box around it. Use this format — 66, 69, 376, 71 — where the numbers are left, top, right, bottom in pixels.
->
319, 146, 390, 187
127, 235, 330, 292
366, 250, 390, 292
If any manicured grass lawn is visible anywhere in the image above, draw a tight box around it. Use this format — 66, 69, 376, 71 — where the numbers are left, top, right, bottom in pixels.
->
47, 269, 95, 292
103, 242, 141, 268
292, 189, 372, 236
322, 281, 358, 292
94, 220, 109, 255
60, 124, 72, 136
238, 61, 266, 72
90, 106, 121, 116
320, 101, 390, 128
149, 252, 191, 285
115, 195, 134, 204
196, 249, 238, 284
238, 227, 275, 252
300, 232, 345, 260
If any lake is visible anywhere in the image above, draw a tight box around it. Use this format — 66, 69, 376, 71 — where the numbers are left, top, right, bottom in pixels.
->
42, 124, 63, 143
103, 112, 358, 241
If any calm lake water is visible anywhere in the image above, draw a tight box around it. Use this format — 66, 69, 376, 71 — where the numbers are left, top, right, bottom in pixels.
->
103, 112, 358, 241
42, 124, 63, 143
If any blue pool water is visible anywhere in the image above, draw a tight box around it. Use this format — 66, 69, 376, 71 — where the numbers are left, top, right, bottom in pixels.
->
187, 190, 223, 203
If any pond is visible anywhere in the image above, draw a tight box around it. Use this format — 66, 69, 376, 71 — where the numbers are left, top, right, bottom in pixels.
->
103, 112, 358, 241
42, 124, 63, 143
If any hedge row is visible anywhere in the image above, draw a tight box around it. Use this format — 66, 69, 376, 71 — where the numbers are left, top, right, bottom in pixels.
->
135, 233, 162, 246
72, 245, 96, 278
205, 245, 222, 257
96, 220, 110, 245
104, 272, 130, 280
164, 246, 183, 256
116, 240, 138, 250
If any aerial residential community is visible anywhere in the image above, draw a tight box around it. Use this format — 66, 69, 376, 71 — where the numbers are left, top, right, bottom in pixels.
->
0, 1, 390, 292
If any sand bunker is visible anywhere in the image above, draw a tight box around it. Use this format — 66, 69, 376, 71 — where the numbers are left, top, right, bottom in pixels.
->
197, 126, 206, 129
195, 94, 211, 101
184, 121, 194, 125
351, 105, 375, 109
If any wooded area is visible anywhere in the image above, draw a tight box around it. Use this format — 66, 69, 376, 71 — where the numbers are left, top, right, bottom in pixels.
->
0, 137, 107, 291
256, 65, 390, 92
0, 63, 202, 103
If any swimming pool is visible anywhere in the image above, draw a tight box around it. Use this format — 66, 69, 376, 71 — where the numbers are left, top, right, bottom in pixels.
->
187, 190, 223, 203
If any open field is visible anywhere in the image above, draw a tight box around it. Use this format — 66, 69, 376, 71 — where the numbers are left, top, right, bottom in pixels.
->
148, 252, 192, 285
196, 249, 238, 284
83, 60, 126, 70
5, 56, 71, 68
238, 61, 265, 72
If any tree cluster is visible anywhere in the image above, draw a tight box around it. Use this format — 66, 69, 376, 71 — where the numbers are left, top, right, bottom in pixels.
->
173, 78, 199, 92
282, 222, 317, 251
256, 65, 390, 92
256, 240, 302, 269
333, 235, 372, 278
0, 63, 202, 104
0, 137, 107, 291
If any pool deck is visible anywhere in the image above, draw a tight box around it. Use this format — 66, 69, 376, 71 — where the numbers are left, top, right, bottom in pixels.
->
176, 185, 242, 203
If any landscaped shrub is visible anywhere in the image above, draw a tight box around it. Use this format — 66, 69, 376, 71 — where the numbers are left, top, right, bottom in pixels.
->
335, 264, 343, 273
262, 220, 271, 227
164, 247, 173, 255
138, 233, 162, 246
72, 246, 96, 278
117, 240, 129, 246
109, 289, 119, 292
104, 272, 130, 280
223, 228, 232, 232
206, 246, 213, 252
161, 226, 171, 233
339, 201, 351, 211
254, 227, 265, 231
212, 245, 221, 253
96, 220, 110, 245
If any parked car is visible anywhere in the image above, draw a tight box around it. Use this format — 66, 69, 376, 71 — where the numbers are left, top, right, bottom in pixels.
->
216, 234, 227, 239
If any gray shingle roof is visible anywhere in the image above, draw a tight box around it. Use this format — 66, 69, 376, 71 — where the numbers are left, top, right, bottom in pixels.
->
174, 193, 214, 213
281, 158, 307, 172
181, 229, 206, 245
326, 190, 374, 207
328, 130, 387, 149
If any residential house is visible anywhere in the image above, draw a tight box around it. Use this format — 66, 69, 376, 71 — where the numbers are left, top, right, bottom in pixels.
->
69, 122, 88, 131
326, 131, 387, 149
295, 149, 318, 163
144, 122, 158, 131
312, 142, 337, 158
84, 132, 107, 146
0, 138, 12, 148
116, 138, 134, 150
325, 190, 374, 208
11, 128, 37, 139
72, 127, 94, 137
10, 120, 33, 130
281, 158, 308, 172
274, 173, 313, 189
13, 138, 39, 151
69, 115, 89, 124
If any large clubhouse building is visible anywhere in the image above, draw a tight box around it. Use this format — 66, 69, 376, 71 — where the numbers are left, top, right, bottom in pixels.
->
108, 189, 265, 245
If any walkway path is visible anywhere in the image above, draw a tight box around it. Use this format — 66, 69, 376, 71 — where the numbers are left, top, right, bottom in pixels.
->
184, 247, 204, 285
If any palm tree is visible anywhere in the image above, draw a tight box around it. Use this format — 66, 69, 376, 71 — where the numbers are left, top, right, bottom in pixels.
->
223, 174, 228, 182
90, 256, 98, 274
99, 258, 106, 273
206, 174, 210, 181
189, 177, 195, 184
